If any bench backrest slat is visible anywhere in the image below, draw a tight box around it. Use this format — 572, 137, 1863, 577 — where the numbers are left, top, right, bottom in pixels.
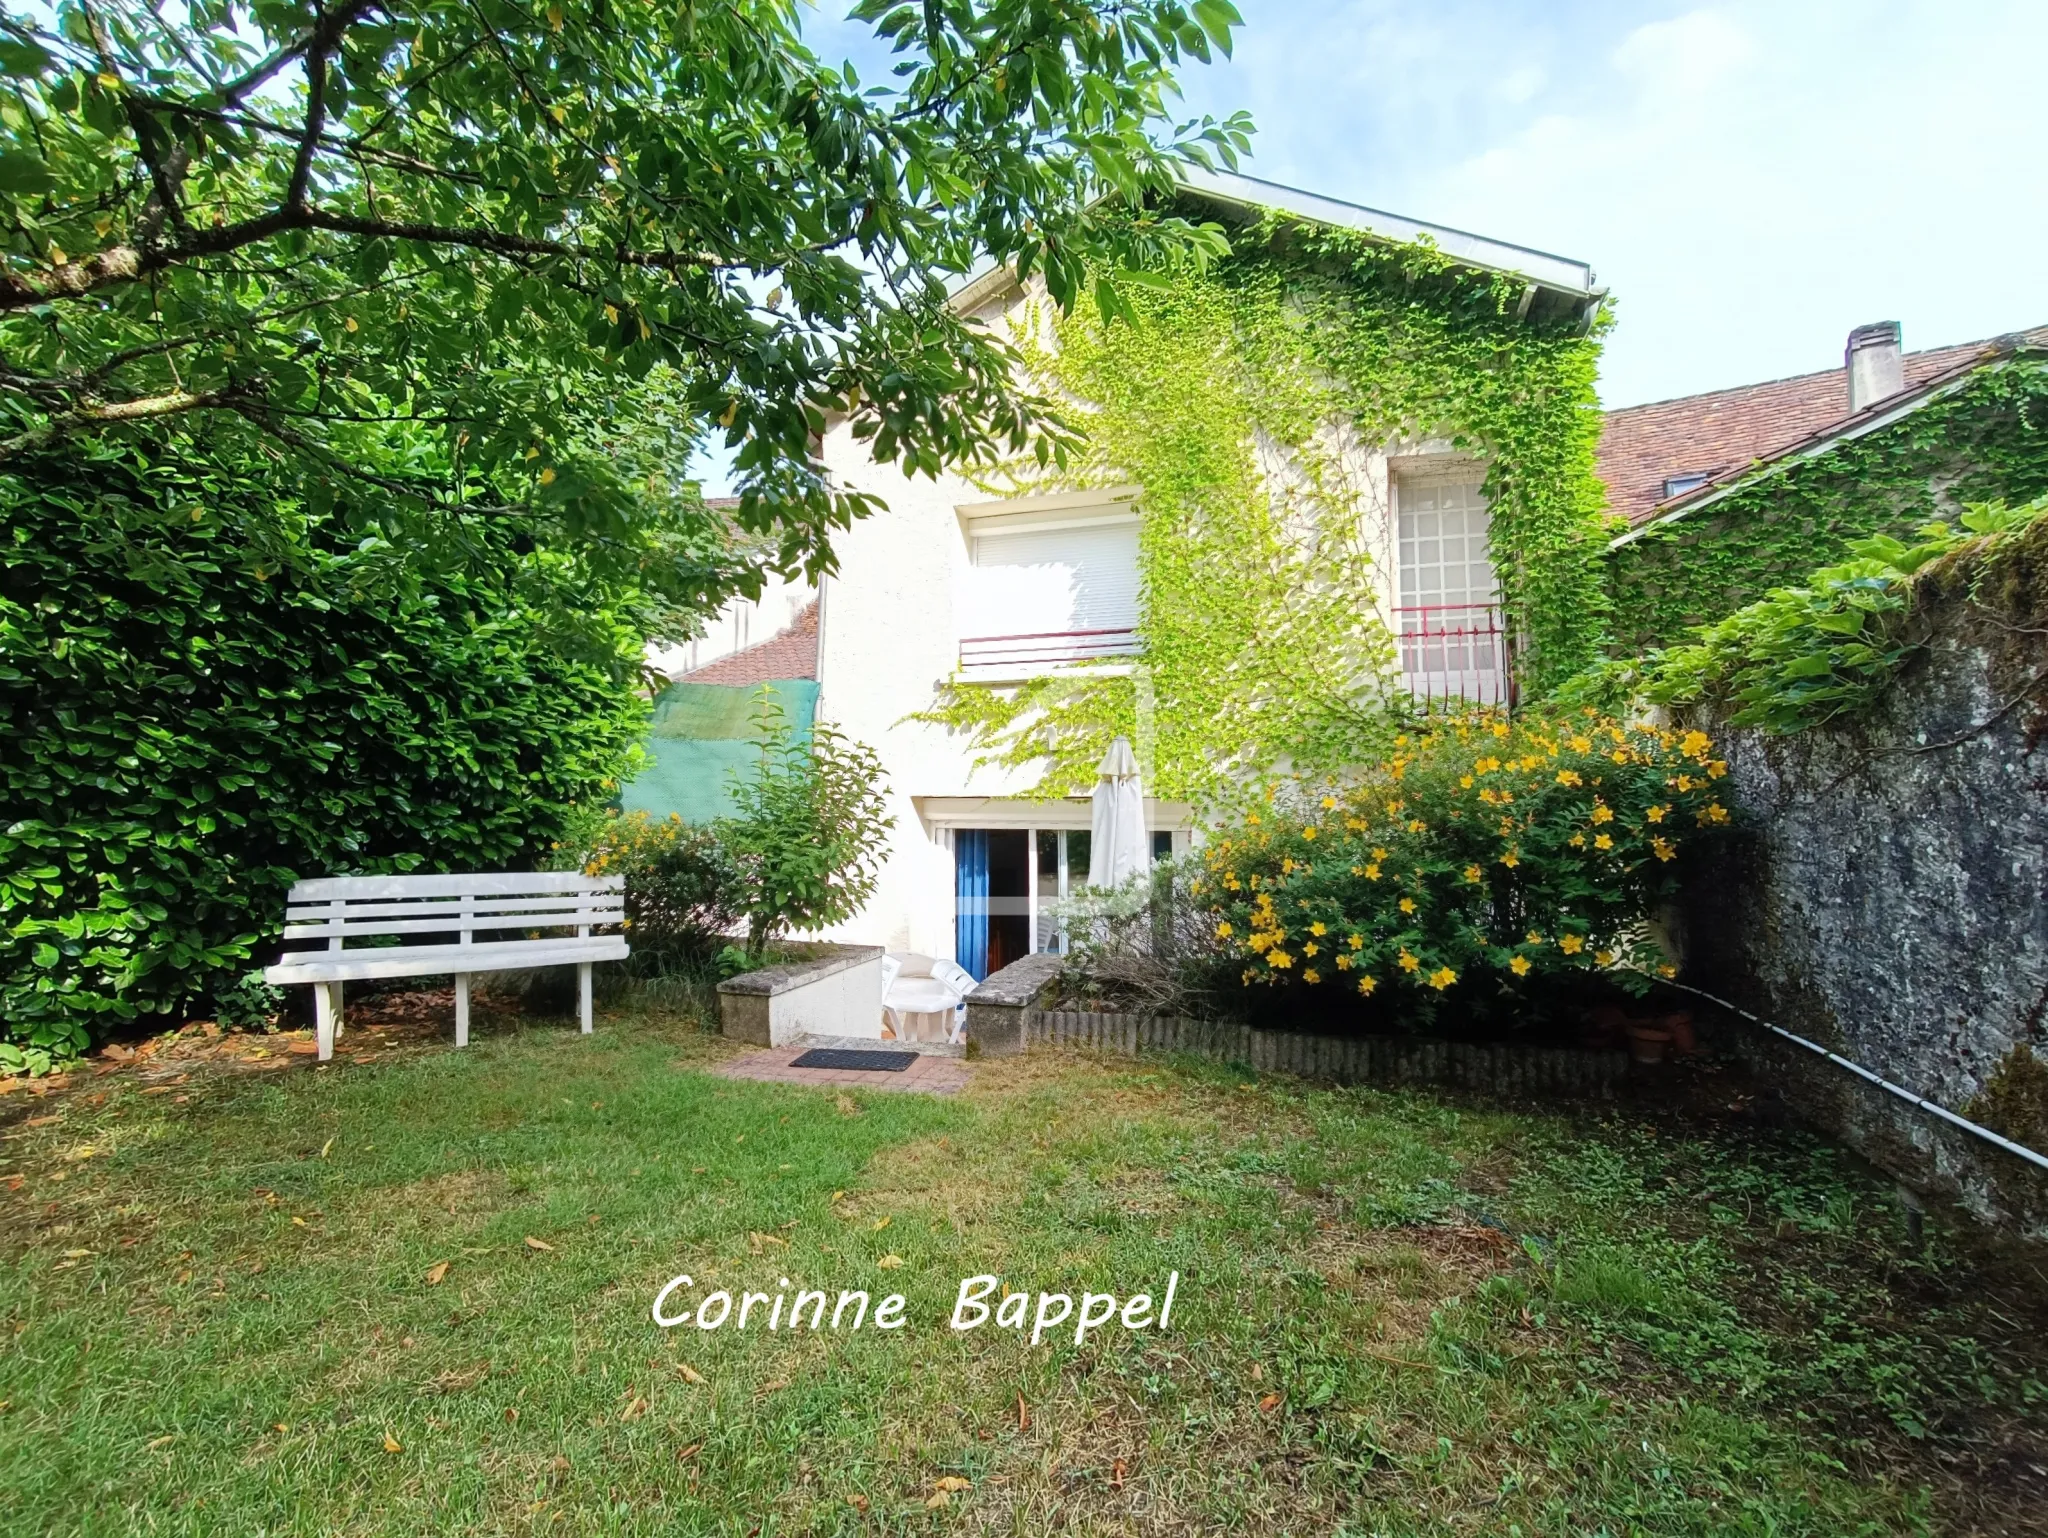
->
286, 872, 619, 902
276, 873, 625, 951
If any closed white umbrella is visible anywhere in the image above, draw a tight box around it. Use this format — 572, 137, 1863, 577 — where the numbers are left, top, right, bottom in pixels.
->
1087, 735, 1151, 889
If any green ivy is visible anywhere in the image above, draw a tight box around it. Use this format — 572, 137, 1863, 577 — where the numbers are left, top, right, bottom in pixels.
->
1, 436, 649, 1066
1607, 356, 2048, 652
923, 215, 1611, 806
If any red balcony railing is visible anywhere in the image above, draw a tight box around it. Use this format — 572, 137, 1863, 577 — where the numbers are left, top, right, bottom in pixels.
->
1396, 602, 1515, 709
959, 626, 1141, 673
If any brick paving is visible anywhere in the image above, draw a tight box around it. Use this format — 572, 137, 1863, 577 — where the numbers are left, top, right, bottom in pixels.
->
712, 1042, 972, 1096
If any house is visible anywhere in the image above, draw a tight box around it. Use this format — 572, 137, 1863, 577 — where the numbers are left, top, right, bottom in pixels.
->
643, 170, 1611, 976
1603, 323, 2048, 650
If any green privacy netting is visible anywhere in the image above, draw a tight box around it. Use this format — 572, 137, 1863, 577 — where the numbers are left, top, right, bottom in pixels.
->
619, 678, 819, 824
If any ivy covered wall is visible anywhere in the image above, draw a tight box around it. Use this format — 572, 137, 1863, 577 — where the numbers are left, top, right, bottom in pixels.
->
1607, 355, 2048, 653
926, 214, 1611, 807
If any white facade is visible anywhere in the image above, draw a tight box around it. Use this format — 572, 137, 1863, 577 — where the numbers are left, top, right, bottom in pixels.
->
777, 173, 1602, 974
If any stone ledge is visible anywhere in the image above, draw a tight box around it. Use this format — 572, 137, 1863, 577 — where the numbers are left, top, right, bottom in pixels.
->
967, 952, 1064, 1009
715, 943, 884, 998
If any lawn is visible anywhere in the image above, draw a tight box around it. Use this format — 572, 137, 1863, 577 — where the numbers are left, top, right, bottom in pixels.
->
3, 994, 2045, 1536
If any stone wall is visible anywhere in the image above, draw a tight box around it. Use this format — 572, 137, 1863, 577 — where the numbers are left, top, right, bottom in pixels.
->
1680, 519, 2048, 1233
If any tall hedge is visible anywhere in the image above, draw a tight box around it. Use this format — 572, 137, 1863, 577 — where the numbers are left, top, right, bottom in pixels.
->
1, 438, 648, 1065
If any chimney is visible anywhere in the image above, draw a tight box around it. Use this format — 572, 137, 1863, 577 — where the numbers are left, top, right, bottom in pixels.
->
1845, 321, 1904, 413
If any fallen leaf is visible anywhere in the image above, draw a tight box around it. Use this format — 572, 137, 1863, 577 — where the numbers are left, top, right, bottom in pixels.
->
1248, 1363, 1263, 1382
933, 1475, 972, 1492
925, 1491, 951, 1510
876, 1254, 904, 1270
1111, 1458, 1127, 1487
620, 1395, 648, 1422
1258, 1392, 1282, 1414
319, 1137, 334, 1159
846, 1493, 869, 1513
758, 1379, 790, 1395
830, 1189, 846, 1203
27, 1115, 59, 1127
523, 1236, 554, 1252
677, 1442, 702, 1463
424, 1261, 451, 1286
273, 1422, 289, 1433
676, 1363, 705, 1384
146, 1434, 175, 1451
290, 1216, 307, 1228
62, 1248, 92, 1259
287, 1041, 319, 1056
870, 1215, 890, 1232
383, 1433, 403, 1453
504, 1406, 519, 1424
1017, 1396, 1031, 1431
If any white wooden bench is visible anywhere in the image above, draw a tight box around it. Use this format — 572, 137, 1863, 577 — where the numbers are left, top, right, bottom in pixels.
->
264, 873, 628, 1061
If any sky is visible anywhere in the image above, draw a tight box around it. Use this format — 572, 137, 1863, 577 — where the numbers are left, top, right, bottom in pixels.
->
697, 1, 2048, 488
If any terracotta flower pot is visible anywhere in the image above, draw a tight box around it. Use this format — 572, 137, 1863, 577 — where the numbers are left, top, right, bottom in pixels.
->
1663, 1010, 1697, 1056
1627, 1024, 1673, 1065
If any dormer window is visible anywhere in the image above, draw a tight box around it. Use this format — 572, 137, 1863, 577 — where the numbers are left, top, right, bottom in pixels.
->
1663, 472, 1711, 499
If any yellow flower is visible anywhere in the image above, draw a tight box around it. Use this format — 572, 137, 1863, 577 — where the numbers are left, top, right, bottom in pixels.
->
1525, 930, 1542, 944
1658, 963, 1677, 979
1681, 730, 1712, 758
1364, 863, 1382, 880
1594, 833, 1614, 851
1594, 950, 1615, 967
1700, 803, 1730, 824
1427, 967, 1457, 991
1555, 768, 1582, 786
1303, 941, 1319, 957
1372, 847, 1389, 861
1590, 803, 1613, 824
1246, 812, 1261, 826
1570, 736, 1592, 753
1460, 774, 1475, 789
1652, 837, 1677, 861
1334, 953, 1352, 971
1268, 951, 1294, 969
1348, 933, 1364, 949
1321, 795, 1337, 810
1398, 949, 1421, 972
1358, 975, 1378, 996
1501, 849, 1520, 868
1559, 933, 1585, 955
1302, 826, 1318, 841
1509, 954, 1532, 976
1407, 820, 1427, 833
1568, 833, 1586, 848
1464, 864, 1482, 882
1215, 921, 1234, 938
1309, 921, 1327, 936
1398, 896, 1416, 914
1708, 760, 1729, 779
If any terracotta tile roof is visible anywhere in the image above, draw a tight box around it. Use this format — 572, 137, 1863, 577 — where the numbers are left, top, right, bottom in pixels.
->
678, 598, 818, 686
1597, 325, 2048, 528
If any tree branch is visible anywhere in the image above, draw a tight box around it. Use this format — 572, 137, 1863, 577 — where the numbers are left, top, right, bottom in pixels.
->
0, 382, 261, 459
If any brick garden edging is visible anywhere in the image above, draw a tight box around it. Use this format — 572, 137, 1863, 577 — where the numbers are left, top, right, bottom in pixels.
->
965, 956, 1628, 1098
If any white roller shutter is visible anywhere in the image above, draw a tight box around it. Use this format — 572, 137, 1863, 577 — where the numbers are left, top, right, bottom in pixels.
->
968, 522, 1140, 637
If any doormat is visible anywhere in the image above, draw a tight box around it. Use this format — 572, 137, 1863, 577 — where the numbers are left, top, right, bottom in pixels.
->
788, 1048, 919, 1072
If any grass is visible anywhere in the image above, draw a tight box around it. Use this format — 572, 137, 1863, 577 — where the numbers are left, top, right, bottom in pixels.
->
3, 995, 2046, 1536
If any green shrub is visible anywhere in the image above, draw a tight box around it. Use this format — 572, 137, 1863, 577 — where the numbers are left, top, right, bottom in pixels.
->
1, 440, 648, 1067
1198, 710, 1731, 1008
1643, 497, 2047, 732
716, 698, 893, 960
556, 810, 745, 972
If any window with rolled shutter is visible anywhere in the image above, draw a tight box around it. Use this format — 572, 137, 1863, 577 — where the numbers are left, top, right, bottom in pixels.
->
958, 519, 1141, 672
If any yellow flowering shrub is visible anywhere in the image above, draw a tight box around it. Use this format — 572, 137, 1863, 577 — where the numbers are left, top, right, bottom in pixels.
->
1198, 710, 1729, 1007
552, 809, 744, 966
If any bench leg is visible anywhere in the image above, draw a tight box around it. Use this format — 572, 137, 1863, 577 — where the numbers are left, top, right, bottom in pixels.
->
578, 963, 593, 1034
313, 982, 339, 1062
454, 973, 471, 1048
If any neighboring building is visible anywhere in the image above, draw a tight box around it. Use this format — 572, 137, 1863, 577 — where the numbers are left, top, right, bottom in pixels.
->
781, 171, 1603, 973
1603, 324, 2048, 650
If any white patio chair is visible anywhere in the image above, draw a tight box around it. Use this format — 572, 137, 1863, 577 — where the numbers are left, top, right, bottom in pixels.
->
884, 952, 971, 1043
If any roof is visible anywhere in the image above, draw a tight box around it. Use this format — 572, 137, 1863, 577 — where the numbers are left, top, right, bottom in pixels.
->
1600, 325, 2048, 532
1176, 168, 1602, 305
948, 168, 1604, 325
676, 598, 818, 687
